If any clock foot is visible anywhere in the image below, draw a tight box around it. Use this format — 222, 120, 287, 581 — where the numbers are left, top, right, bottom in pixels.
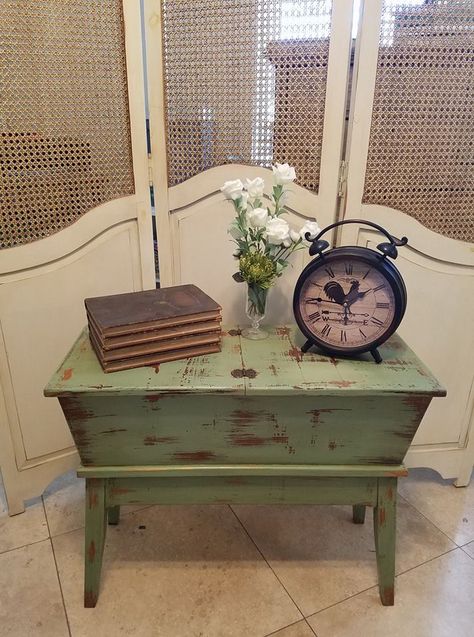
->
301, 340, 313, 354
371, 348, 383, 364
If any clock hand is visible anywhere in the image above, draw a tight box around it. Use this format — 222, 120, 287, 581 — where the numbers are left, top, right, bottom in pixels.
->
322, 310, 370, 317
306, 297, 343, 306
346, 288, 373, 308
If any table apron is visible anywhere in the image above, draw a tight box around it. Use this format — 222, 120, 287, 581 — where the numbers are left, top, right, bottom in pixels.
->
105, 476, 378, 506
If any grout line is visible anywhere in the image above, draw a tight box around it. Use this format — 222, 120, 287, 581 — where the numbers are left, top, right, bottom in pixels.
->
394, 546, 459, 579
305, 583, 379, 618
397, 493, 461, 547
0, 536, 50, 557
263, 618, 315, 637
42, 499, 72, 637
307, 546, 461, 621
304, 618, 319, 636
42, 499, 156, 541
460, 545, 474, 561
228, 505, 308, 626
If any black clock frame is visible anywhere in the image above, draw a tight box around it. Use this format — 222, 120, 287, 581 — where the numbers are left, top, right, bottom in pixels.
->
293, 220, 408, 364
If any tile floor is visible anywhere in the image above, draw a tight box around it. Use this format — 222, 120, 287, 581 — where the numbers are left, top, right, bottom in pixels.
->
0, 468, 473, 637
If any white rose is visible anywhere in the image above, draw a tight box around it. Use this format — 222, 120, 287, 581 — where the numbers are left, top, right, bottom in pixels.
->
272, 163, 296, 185
221, 179, 244, 201
299, 220, 321, 243
240, 191, 249, 211
245, 177, 265, 199
290, 229, 300, 243
247, 207, 268, 228
265, 217, 290, 245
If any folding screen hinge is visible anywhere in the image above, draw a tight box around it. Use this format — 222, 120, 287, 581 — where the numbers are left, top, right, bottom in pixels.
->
147, 153, 154, 188
337, 159, 348, 198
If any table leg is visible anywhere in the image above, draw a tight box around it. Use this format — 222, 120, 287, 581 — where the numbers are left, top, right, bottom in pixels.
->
374, 477, 397, 605
352, 505, 366, 524
84, 478, 106, 608
108, 505, 120, 525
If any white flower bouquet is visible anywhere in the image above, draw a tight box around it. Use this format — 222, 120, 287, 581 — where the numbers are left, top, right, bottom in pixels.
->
221, 163, 320, 338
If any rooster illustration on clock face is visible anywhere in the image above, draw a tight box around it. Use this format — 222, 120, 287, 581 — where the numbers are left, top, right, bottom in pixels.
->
297, 258, 396, 350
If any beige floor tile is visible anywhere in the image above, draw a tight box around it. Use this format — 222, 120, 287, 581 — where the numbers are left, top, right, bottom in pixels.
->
268, 620, 315, 637
0, 539, 69, 636
233, 498, 455, 616
53, 504, 301, 637
399, 468, 474, 546
43, 470, 152, 537
0, 473, 49, 553
307, 549, 474, 637
462, 541, 474, 559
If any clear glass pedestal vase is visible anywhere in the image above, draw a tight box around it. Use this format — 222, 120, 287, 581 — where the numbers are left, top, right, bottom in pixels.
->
242, 283, 269, 340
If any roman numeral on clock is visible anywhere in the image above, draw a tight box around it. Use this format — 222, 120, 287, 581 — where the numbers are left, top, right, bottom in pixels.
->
376, 302, 390, 309
373, 284, 386, 293
344, 263, 353, 275
308, 311, 321, 322
359, 328, 367, 339
340, 330, 347, 342
325, 267, 335, 278
371, 317, 384, 327
321, 324, 332, 337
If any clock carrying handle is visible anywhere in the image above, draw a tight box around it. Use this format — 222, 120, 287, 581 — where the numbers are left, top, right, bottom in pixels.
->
307, 219, 408, 259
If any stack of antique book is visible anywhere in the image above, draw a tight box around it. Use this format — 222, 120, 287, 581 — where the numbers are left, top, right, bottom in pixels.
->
85, 284, 222, 372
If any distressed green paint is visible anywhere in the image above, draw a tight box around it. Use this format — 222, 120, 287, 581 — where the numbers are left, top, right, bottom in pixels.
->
105, 476, 378, 506
107, 505, 120, 525
45, 326, 445, 398
59, 393, 432, 467
352, 504, 366, 524
84, 478, 106, 608
77, 464, 408, 479
374, 477, 397, 606
45, 324, 445, 607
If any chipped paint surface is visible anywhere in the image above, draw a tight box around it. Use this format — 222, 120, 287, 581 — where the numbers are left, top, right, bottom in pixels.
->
287, 346, 303, 363
173, 450, 217, 462
87, 540, 96, 562
144, 435, 177, 446
49, 327, 444, 475
84, 590, 98, 608
379, 507, 386, 526
62, 368, 73, 381
56, 393, 435, 466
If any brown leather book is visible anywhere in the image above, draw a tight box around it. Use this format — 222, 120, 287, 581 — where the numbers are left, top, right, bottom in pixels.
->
85, 285, 221, 337
90, 338, 222, 373
89, 326, 221, 362
89, 319, 222, 351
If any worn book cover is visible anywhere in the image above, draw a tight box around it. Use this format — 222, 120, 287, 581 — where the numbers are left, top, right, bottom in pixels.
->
90, 336, 222, 373
89, 326, 221, 362
90, 319, 222, 351
85, 284, 221, 337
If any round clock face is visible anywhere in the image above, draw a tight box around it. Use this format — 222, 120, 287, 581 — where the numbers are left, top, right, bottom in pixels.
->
294, 250, 404, 354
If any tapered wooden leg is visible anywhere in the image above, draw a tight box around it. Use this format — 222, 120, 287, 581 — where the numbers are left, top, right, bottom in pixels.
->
84, 478, 106, 608
374, 477, 397, 605
107, 505, 120, 525
352, 504, 366, 524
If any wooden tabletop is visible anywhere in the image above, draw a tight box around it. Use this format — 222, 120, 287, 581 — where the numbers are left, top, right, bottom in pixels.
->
44, 326, 445, 398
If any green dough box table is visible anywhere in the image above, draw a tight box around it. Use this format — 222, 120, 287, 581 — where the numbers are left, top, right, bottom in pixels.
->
45, 326, 445, 608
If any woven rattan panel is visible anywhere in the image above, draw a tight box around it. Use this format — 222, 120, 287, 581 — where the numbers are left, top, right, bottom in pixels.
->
0, 1, 134, 249
161, 0, 332, 190
362, 1, 473, 243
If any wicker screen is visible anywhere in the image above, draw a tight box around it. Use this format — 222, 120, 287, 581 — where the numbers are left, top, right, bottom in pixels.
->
161, 0, 333, 190
362, 0, 473, 243
0, 1, 134, 249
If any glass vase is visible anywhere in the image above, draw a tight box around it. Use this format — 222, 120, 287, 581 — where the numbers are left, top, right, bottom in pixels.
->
242, 283, 269, 340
